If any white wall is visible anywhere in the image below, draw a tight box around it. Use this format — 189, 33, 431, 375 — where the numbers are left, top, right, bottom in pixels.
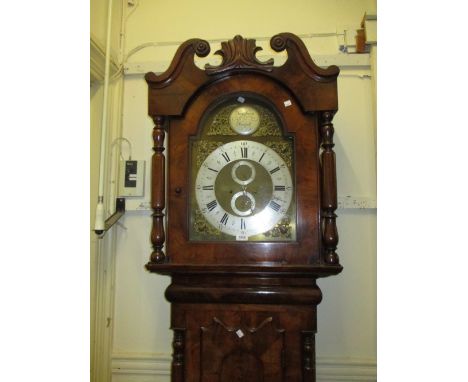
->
91, 1, 377, 381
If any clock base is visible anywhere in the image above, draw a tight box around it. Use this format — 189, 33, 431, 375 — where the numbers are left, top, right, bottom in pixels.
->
147, 266, 341, 382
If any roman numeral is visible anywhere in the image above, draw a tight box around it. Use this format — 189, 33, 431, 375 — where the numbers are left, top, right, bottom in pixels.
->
202, 185, 214, 190
241, 147, 248, 158
220, 213, 229, 225
268, 200, 281, 212
274, 185, 286, 191
258, 152, 265, 163
221, 152, 231, 162
270, 166, 280, 174
240, 218, 246, 230
206, 200, 217, 212
208, 167, 218, 173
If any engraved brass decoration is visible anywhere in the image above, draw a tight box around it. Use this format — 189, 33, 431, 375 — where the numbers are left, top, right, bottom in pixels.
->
264, 217, 293, 239
255, 108, 282, 137
193, 207, 222, 237
193, 140, 224, 168
207, 105, 237, 136
265, 141, 293, 168
207, 104, 281, 137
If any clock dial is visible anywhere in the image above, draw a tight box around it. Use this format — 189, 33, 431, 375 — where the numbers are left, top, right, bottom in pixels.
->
190, 96, 296, 242
195, 140, 293, 240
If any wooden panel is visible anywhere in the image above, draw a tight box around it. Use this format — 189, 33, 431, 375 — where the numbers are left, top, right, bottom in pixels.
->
201, 316, 284, 382
175, 304, 316, 382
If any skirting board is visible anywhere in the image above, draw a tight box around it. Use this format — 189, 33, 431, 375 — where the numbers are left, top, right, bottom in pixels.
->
111, 353, 376, 382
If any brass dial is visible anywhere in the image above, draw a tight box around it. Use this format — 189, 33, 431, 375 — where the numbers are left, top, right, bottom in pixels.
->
190, 98, 296, 242
195, 140, 293, 240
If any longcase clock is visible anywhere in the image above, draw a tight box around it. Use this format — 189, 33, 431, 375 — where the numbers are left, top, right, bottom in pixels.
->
145, 33, 342, 382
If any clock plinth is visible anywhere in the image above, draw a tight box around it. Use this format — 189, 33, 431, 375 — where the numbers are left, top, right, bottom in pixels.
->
145, 33, 342, 381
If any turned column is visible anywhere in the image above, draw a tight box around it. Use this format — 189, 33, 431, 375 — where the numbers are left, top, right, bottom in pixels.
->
171, 329, 185, 382
319, 111, 339, 265
302, 331, 316, 381
149, 115, 166, 264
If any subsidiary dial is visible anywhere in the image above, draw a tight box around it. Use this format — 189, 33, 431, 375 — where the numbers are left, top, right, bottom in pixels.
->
229, 106, 260, 135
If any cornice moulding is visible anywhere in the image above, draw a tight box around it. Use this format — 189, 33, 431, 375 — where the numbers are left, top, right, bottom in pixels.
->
125, 53, 370, 76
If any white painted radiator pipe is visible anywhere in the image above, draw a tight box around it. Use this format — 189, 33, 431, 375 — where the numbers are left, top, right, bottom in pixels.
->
94, 0, 114, 235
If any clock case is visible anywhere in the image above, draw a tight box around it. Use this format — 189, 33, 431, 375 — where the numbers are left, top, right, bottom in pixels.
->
145, 33, 342, 382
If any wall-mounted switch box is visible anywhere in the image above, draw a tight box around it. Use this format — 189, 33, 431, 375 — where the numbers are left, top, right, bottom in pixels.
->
118, 160, 145, 197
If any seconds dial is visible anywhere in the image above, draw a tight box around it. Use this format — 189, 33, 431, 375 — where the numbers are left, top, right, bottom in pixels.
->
195, 140, 293, 240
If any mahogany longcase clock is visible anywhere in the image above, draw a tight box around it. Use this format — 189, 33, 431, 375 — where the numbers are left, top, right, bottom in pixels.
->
145, 33, 342, 382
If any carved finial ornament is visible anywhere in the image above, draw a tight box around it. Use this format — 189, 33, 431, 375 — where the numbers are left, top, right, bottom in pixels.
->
205, 35, 274, 75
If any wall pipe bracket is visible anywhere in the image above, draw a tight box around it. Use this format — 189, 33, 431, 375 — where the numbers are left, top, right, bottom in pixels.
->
95, 197, 126, 236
